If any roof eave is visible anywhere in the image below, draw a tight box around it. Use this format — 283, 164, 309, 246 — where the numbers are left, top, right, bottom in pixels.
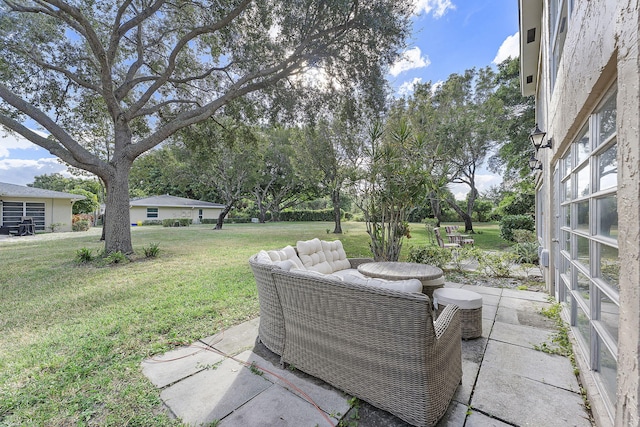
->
519, 0, 543, 97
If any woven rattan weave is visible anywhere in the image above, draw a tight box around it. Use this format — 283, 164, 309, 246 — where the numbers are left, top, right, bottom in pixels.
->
271, 268, 462, 427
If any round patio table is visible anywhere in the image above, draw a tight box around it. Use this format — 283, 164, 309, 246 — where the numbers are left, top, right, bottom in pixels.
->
357, 261, 444, 300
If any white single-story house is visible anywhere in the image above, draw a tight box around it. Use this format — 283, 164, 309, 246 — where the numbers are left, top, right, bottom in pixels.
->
0, 181, 86, 233
129, 195, 225, 225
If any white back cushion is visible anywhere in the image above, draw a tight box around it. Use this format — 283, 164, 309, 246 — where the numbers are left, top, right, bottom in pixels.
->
266, 245, 305, 270
321, 240, 351, 272
255, 250, 273, 264
296, 238, 333, 274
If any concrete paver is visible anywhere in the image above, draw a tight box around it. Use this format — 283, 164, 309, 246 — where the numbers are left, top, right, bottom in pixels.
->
472, 368, 590, 427
141, 344, 226, 388
219, 383, 341, 426
480, 340, 580, 393
234, 350, 350, 417
142, 284, 593, 426
160, 354, 272, 426
490, 321, 556, 350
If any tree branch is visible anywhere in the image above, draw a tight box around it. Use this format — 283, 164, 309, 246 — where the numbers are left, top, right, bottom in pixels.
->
25, 52, 101, 92
0, 82, 108, 172
124, 0, 252, 119
17, 1, 119, 123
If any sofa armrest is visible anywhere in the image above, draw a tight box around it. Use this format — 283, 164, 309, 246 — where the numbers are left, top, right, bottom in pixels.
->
348, 257, 374, 268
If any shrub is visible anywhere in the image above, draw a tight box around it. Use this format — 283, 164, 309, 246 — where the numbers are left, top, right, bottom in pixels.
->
143, 243, 160, 258
499, 215, 534, 242
48, 222, 63, 232
476, 251, 518, 277
75, 248, 94, 263
72, 220, 90, 232
511, 242, 540, 264
72, 213, 93, 231
449, 246, 484, 272
407, 245, 452, 269
279, 208, 345, 222
142, 220, 163, 226
162, 218, 192, 227
512, 229, 537, 243
422, 218, 438, 245
105, 251, 128, 264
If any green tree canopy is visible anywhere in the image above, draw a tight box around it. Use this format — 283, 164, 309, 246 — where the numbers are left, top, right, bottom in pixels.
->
0, 0, 413, 253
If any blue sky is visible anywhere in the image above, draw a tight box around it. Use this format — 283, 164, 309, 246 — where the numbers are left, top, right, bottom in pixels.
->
0, 0, 520, 193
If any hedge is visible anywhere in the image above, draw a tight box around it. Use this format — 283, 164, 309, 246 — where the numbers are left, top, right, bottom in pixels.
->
161, 218, 192, 227
279, 208, 349, 222
499, 214, 535, 242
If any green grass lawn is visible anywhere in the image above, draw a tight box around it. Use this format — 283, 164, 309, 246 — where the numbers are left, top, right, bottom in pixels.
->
0, 221, 508, 425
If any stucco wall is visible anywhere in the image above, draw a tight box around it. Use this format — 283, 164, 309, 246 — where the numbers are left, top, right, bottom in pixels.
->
130, 206, 222, 224
532, 1, 640, 426
548, 1, 618, 153
614, 3, 640, 426
51, 199, 75, 232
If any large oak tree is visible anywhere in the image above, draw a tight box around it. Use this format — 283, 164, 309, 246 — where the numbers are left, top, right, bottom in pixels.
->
0, 0, 412, 253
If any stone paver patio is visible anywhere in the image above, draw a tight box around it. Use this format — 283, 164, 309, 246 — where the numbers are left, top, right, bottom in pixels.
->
142, 283, 593, 426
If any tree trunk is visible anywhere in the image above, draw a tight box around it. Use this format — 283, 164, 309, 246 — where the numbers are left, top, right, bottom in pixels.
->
253, 190, 268, 223
103, 165, 134, 254
214, 204, 233, 230
429, 193, 442, 226
465, 187, 479, 233
331, 189, 342, 234
446, 198, 474, 233
100, 212, 106, 241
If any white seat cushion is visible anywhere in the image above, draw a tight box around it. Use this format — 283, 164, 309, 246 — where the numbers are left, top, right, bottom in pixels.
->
342, 273, 422, 293
433, 288, 483, 310
297, 238, 333, 274
331, 269, 366, 280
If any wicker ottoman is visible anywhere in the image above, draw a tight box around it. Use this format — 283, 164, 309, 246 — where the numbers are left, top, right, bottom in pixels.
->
433, 288, 483, 339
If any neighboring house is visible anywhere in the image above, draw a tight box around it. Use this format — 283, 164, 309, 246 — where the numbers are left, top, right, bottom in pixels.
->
520, 2, 639, 425
129, 195, 225, 225
0, 182, 86, 233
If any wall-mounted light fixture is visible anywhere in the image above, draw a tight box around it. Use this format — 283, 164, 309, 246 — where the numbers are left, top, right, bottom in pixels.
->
529, 123, 552, 150
529, 155, 542, 172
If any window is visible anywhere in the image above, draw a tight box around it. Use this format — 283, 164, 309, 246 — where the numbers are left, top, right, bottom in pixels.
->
146, 207, 158, 219
550, 0, 573, 89
2, 201, 45, 231
558, 88, 618, 409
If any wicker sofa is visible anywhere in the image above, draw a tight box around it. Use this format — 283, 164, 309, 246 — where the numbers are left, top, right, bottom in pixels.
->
248, 239, 463, 427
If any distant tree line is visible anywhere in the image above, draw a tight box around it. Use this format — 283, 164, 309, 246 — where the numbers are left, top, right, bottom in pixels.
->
30, 57, 535, 246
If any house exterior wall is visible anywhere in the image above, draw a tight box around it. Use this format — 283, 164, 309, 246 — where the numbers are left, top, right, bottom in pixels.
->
1, 197, 75, 232
129, 206, 222, 224
50, 199, 76, 232
613, 3, 640, 426
523, 1, 640, 426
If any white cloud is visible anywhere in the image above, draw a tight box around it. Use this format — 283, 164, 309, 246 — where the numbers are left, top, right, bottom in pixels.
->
414, 0, 456, 18
0, 129, 50, 158
431, 80, 445, 93
493, 32, 520, 65
450, 173, 503, 201
0, 157, 69, 186
0, 129, 69, 185
390, 47, 430, 77
398, 77, 423, 97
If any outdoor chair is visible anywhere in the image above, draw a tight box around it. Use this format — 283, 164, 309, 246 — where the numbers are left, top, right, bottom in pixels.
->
443, 225, 474, 246
18, 217, 35, 236
434, 227, 460, 249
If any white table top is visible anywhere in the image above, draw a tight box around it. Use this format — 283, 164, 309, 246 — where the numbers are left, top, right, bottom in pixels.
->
357, 261, 443, 281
